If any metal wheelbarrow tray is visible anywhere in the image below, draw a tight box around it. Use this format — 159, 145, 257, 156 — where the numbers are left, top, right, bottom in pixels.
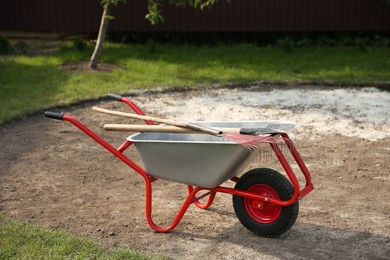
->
128, 120, 294, 188
45, 93, 314, 237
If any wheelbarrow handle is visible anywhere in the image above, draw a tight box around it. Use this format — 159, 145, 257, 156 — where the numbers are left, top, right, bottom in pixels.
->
44, 111, 64, 120
106, 93, 154, 125
107, 93, 122, 101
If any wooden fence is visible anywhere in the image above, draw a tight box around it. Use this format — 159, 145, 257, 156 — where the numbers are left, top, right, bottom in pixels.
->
1, 0, 389, 32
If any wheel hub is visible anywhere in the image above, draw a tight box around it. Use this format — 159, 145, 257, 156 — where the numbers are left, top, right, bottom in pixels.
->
244, 184, 281, 224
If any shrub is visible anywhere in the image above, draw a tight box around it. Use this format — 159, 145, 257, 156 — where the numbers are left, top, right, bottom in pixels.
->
71, 37, 87, 51
277, 37, 294, 52
0, 35, 14, 55
13, 41, 29, 55
354, 37, 368, 52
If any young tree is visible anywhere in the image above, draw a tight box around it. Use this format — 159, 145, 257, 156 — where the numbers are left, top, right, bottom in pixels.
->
88, 0, 125, 69
88, 0, 219, 69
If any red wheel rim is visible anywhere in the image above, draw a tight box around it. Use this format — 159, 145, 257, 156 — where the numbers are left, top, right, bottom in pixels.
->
244, 184, 281, 224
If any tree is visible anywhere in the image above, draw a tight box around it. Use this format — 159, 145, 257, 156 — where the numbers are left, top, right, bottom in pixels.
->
88, 0, 219, 69
88, 0, 125, 69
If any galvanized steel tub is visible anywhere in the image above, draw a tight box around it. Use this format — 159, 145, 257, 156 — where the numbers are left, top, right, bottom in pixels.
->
128, 121, 294, 188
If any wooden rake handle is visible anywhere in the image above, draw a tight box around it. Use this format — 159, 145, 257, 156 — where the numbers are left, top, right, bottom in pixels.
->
92, 106, 223, 136
103, 124, 242, 134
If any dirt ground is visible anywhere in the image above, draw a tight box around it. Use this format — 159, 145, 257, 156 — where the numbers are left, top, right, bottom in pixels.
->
0, 86, 389, 259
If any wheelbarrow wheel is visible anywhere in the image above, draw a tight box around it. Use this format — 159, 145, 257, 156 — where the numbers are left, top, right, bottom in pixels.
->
232, 168, 299, 237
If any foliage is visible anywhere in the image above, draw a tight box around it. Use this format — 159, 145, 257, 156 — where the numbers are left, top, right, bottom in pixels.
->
106, 32, 390, 49
98, 0, 220, 29
98, 0, 221, 31
171, 0, 218, 8
0, 35, 14, 55
146, 0, 164, 25
100, 0, 127, 8
277, 37, 294, 52
13, 41, 29, 55
71, 37, 87, 51
145, 0, 219, 24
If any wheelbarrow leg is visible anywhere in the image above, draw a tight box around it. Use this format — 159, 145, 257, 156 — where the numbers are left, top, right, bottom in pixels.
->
187, 186, 216, 209
144, 181, 207, 232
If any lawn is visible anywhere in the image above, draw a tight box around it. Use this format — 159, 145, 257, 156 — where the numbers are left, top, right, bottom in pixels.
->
0, 42, 389, 123
0, 213, 162, 259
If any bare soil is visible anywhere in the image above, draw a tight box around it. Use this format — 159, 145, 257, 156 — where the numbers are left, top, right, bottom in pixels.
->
60, 62, 123, 73
0, 88, 389, 259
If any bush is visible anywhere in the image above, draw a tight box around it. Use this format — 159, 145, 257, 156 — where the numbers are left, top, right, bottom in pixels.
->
354, 37, 368, 52
277, 37, 294, 52
0, 35, 14, 55
71, 37, 87, 51
13, 41, 29, 55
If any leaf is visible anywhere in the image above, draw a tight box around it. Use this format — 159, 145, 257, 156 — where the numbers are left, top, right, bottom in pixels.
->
146, 0, 165, 25
100, 0, 127, 8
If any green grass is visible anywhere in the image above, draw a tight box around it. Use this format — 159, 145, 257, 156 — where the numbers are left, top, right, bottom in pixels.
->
0, 42, 389, 123
0, 213, 161, 259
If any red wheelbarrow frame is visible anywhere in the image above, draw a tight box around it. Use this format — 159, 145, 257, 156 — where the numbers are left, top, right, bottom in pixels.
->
45, 93, 314, 233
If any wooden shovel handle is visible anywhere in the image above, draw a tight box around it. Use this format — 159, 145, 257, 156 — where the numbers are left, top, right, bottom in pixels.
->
92, 106, 222, 136
92, 106, 186, 126
103, 124, 241, 134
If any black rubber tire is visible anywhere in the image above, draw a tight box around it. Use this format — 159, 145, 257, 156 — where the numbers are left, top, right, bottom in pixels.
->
232, 168, 299, 237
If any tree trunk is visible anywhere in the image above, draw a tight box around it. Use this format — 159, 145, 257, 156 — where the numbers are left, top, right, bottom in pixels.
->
88, 5, 112, 69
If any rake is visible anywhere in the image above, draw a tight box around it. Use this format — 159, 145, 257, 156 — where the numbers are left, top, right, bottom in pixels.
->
92, 106, 290, 150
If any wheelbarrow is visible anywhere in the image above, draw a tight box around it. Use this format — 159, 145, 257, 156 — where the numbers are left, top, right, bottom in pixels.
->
45, 93, 314, 237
